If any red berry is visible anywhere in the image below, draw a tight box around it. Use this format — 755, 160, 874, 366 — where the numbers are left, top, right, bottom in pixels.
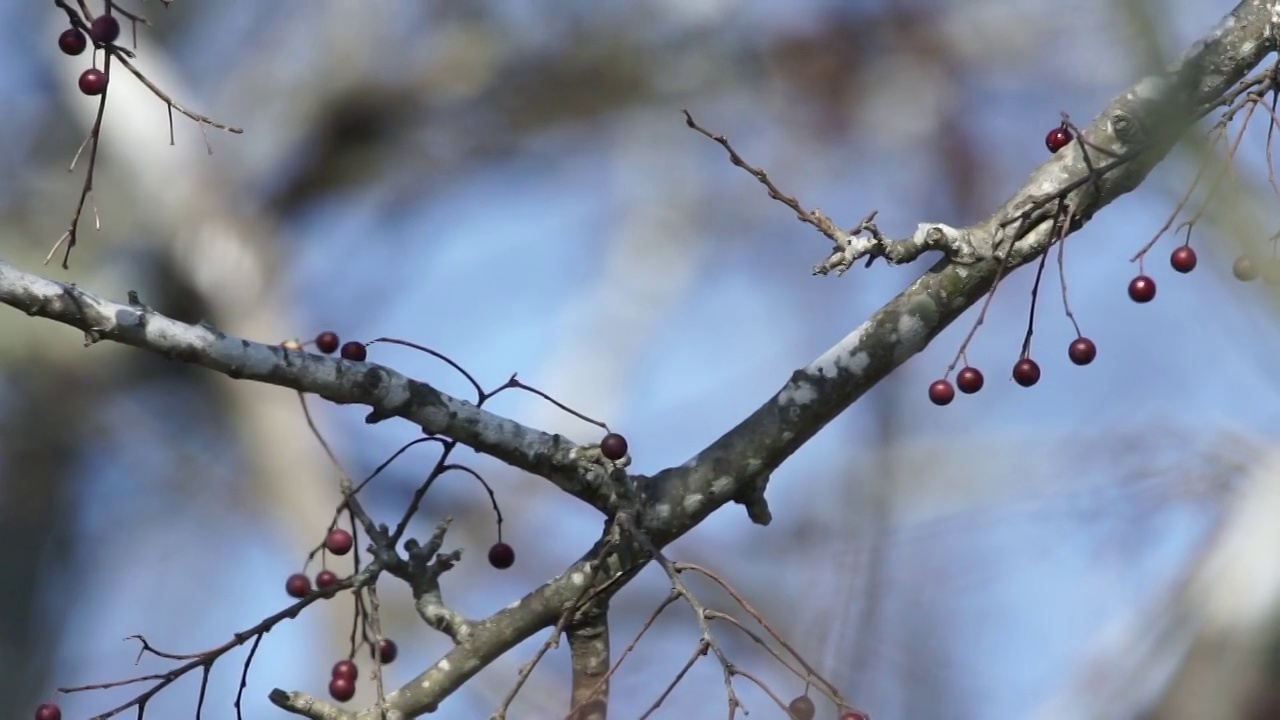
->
1045, 126, 1073, 153
1234, 255, 1259, 282
89, 15, 120, 44
315, 569, 338, 589
1127, 275, 1156, 303
839, 713, 869, 720
927, 379, 954, 406
488, 542, 515, 569
332, 659, 358, 682
1068, 337, 1097, 366
325, 528, 354, 555
340, 341, 367, 361
1012, 358, 1041, 387
600, 432, 628, 461
315, 331, 340, 354
78, 68, 107, 96
285, 572, 311, 598
1169, 246, 1197, 273
376, 638, 398, 664
35, 704, 62, 720
956, 366, 984, 394
787, 695, 816, 720
329, 676, 355, 702
58, 28, 86, 55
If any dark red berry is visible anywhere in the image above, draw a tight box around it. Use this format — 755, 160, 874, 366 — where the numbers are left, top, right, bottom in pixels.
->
1045, 126, 1073, 153
329, 676, 355, 702
58, 28, 86, 56
1127, 275, 1156, 303
1170, 246, 1197, 273
340, 341, 367, 361
600, 432, 628, 461
1234, 255, 1259, 282
1012, 358, 1041, 387
488, 542, 515, 569
89, 15, 120, 44
78, 68, 107, 96
1068, 337, 1096, 366
285, 572, 312, 598
35, 704, 62, 720
956, 366, 984, 394
315, 331, 340, 354
839, 713, 869, 720
787, 695, 816, 720
927, 379, 954, 406
376, 638, 398, 664
315, 569, 338, 589
325, 528, 354, 555
332, 659, 358, 682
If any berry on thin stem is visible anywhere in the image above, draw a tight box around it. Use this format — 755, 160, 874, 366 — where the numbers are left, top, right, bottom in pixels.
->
340, 341, 367, 361
787, 695, 816, 720
1170, 246, 1197, 273
78, 68, 107, 96
376, 638, 398, 664
1068, 337, 1097, 366
315, 331, 340, 354
325, 528, 354, 556
1127, 275, 1156, 303
956, 366, 984, 394
1045, 126, 1073, 153
89, 15, 121, 44
332, 659, 358, 682
58, 28, 86, 56
329, 676, 355, 702
600, 432, 628, 461
315, 569, 338, 589
285, 572, 311, 598
1012, 358, 1041, 387
927, 379, 954, 406
1234, 255, 1259, 282
36, 704, 62, 720
488, 542, 515, 569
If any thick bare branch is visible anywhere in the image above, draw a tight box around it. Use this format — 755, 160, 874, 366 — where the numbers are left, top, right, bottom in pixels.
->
565, 606, 610, 720
643, 0, 1280, 537
0, 260, 619, 514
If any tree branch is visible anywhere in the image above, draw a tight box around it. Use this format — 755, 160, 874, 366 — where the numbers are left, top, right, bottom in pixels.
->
565, 605, 610, 720
0, 260, 619, 514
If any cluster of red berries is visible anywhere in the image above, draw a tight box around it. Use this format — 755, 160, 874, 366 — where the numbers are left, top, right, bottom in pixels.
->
58, 15, 120, 96
329, 659, 358, 702
284, 528, 355, 598
328, 642, 398, 701
34, 703, 61, 720
314, 330, 367, 361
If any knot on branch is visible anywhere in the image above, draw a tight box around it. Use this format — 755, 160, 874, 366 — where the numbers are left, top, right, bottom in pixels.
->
813, 221, 978, 276
403, 519, 473, 643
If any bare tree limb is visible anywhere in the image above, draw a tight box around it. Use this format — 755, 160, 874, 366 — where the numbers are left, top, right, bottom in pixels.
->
565, 605, 610, 720
0, 261, 619, 515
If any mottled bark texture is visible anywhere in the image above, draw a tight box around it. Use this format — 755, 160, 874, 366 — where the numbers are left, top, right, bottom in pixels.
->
3, 1, 1279, 717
